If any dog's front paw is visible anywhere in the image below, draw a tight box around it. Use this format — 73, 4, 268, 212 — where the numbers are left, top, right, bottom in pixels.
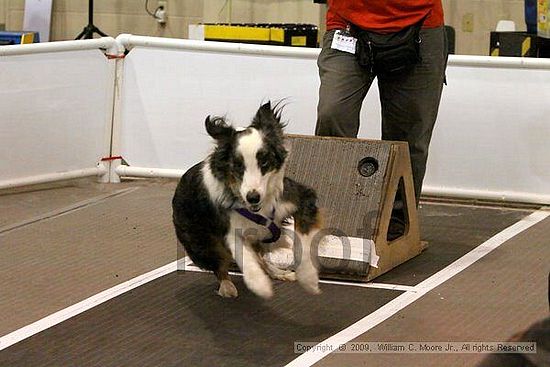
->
217, 279, 238, 298
244, 270, 274, 299
296, 266, 321, 295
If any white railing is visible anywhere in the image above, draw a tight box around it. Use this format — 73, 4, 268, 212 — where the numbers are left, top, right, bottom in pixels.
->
449, 54, 550, 69
0, 37, 122, 57
115, 166, 184, 179
116, 33, 319, 58
0, 165, 108, 190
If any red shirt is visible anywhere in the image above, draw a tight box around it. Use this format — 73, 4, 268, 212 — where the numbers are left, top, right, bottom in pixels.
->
326, 0, 444, 33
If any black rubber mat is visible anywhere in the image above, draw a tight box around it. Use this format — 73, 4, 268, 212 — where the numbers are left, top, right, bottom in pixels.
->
375, 203, 532, 285
0, 272, 401, 367
316, 215, 550, 367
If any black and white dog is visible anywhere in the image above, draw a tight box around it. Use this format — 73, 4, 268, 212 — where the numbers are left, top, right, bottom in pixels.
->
172, 102, 322, 299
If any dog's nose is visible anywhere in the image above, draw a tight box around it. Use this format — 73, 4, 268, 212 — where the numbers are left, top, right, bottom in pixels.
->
246, 191, 261, 205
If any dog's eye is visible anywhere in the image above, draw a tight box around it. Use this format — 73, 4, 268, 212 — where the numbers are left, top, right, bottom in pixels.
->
233, 159, 244, 173
258, 158, 272, 172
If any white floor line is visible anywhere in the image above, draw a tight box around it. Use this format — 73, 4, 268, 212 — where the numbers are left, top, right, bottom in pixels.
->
319, 280, 417, 293
182, 261, 417, 292
285, 209, 550, 367
182, 264, 230, 274
0, 261, 178, 351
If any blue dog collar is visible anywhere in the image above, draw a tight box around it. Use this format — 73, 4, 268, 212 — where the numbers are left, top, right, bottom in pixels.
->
234, 208, 281, 243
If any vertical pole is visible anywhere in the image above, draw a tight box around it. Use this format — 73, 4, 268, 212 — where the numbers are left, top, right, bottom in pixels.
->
88, 0, 94, 26
228, 0, 232, 25
107, 56, 125, 184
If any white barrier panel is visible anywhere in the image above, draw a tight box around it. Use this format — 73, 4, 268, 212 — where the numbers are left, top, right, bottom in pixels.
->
0, 40, 118, 189
424, 57, 550, 203
117, 36, 550, 204
117, 36, 380, 172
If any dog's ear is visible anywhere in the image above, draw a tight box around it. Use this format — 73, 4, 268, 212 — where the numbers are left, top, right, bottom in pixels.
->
259, 101, 273, 114
252, 101, 286, 131
205, 116, 234, 140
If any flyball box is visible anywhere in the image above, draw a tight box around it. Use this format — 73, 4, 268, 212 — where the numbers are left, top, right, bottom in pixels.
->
285, 135, 424, 282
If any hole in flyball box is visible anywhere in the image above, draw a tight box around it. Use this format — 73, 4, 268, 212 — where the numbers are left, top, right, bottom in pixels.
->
357, 157, 379, 177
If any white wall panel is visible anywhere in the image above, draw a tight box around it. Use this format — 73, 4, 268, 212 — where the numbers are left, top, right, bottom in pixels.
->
0, 50, 112, 183
424, 63, 550, 202
118, 41, 550, 204
119, 45, 380, 171
119, 47, 322, 171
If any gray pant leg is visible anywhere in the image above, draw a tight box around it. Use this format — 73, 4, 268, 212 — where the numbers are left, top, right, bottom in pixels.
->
316, 27, 447, 201
378, 26, 447, 200
315, 30, 375, 137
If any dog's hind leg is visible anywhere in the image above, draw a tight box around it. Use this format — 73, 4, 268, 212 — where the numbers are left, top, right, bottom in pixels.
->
215, 270, 238, 298
213, 242, 238, 298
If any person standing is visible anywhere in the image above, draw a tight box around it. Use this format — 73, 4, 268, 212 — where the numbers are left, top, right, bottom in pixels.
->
316, 1, 447, 208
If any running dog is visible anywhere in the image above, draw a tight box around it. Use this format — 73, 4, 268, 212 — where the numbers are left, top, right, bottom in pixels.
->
172, 102, 322, 299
